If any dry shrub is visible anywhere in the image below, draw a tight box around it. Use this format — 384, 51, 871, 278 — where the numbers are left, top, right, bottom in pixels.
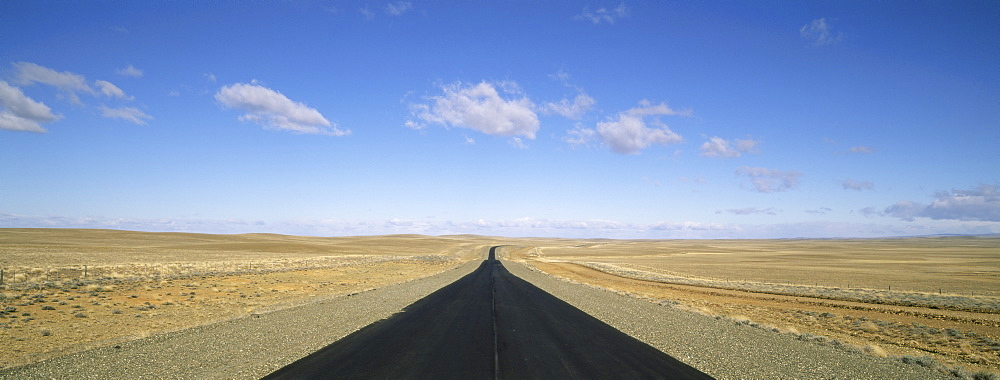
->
863, 344, 887, 357
858, 321, 880, 333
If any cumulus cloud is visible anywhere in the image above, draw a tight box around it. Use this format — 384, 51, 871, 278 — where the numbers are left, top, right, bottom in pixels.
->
563, 123, 598, 148
384, 1, 412, 16
12, 61, 96, 104
842, 179, 874, 191
593, 100, 688, 154
800, 18, 842, 46
215, 82, 348, 136
0, 80, 61, 132
99, 105, 152, 125
736, 166, 802, 193
881, 200, 925, 221
12, 62, 134, 106
881, 185, 1000, 222
544, 93, 595, 119
858, 206, 883, 218
94, 80, 131, 99
408, 81, 539, 139
700, 136, 759, 158
575, 3, 628, 25
544, 69, 596, 119
116, 64, 143, 78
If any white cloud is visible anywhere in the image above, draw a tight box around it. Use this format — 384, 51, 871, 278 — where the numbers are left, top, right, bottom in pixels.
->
384, 1, 412, 16
215, 82, 348, 136
543, 69, 596, 119
806, 207, 833, 215
4, 211, 997, 239
848, 146, 874, 154
408, 81, 539, 139
544, 93, 595, 119
700, 136, 759, 158
99, 105, 152, 125
736, 166, 802, 193
882, 185, 1000, 222
94, 80, 131, 99
575, 3, 628, 25
842, 179, 874, 191
563, 123, 598, 148
0, 80, 61, 133
595, 100, 688, 154
509, 137, 528, 149
719, 207, 779, 216
548, 69, 572, 84
12, 62, 133, 103
800, 18, 842, 46
881, 201, 923, 221
204, 73, 217, 83
116, 65, 143, 78
12, 61, 96, 104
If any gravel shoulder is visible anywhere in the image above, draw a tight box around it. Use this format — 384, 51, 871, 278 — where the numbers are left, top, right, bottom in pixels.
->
0, 258, 485, 379
501, 258, 952, 380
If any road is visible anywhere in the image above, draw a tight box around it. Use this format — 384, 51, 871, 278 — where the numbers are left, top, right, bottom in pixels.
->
264, 247, 712, 379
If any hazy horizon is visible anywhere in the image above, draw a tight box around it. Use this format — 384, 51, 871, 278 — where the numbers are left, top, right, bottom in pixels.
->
2, 1, 998, 239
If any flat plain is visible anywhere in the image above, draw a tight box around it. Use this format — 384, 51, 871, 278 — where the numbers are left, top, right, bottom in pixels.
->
0, 228, 490, 369
506, 237, 1000, 376
1, 229, 998, 378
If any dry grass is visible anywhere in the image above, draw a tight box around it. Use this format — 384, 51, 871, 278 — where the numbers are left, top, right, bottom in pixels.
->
535, 237, 1000, 298
4, 230, 999, 377
506, 237, 1000, 377
0, 229, 495, 369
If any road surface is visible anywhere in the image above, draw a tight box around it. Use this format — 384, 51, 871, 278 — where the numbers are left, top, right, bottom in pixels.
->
264, 247, 712, 379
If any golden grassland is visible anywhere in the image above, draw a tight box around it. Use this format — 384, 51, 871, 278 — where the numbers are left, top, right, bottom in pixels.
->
502, 237, 1000, 376
0, 229, 493, 369
533, 237, 1000, 298
2, 229, 998, 376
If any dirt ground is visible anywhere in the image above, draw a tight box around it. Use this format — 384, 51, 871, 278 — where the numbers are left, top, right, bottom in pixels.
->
0, 258, 462, 369
0, 229, 493, 369
527, 260, 1000, 375
4, 230, 998, 376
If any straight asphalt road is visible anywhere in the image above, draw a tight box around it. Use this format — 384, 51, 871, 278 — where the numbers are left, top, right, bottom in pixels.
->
264, 247, 712, 379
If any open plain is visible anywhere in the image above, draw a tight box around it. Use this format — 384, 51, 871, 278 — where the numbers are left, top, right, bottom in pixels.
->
506, 237, 1000, 376
1, 229, 998, 378
0, 229, 490, 369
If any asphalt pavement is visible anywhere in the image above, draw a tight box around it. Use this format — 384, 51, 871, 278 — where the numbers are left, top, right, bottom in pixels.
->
264, 247, 712, 379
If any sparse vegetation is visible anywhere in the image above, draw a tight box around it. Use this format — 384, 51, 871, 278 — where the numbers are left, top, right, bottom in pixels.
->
0, 229, 491, 370
575, 261, 1000, 313
510, 238, 1000, 377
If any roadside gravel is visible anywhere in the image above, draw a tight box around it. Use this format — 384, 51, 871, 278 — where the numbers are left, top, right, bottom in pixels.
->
0, 258, 485, 379
502, 259, 951, 380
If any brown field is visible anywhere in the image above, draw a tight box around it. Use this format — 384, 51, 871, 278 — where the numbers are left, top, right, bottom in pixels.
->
2, 229, 998, 376
0, 229, 492, 369
504, 237, 1000, 375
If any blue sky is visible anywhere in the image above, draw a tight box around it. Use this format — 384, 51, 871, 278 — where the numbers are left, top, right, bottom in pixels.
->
2, 1, 998, 238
